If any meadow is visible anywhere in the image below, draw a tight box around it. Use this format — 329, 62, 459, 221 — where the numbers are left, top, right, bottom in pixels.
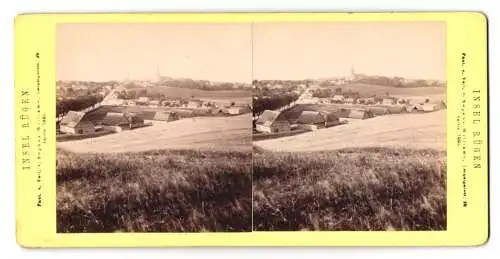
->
57, 114, 252, 153
57, 149, 252, 232
253, 147, 446, 231
254, 111, 446, 152
130, 86, 251, 99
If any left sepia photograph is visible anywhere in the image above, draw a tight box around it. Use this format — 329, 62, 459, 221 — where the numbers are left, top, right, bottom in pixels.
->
55, 23, 253, 233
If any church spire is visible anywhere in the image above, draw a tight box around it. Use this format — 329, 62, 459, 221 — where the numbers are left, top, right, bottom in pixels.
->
156, 63, 161, 82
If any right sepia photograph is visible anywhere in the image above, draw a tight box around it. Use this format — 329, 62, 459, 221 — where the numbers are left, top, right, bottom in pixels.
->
252, 22, 447, 231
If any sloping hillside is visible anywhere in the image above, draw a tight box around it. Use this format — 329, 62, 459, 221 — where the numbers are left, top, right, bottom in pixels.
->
254, 110, 445, 151
58, 114, 252, 153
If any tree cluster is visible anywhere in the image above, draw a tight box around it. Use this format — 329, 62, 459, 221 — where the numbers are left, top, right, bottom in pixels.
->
311, 88, 361, 98
252, 93, 299, 116
157, 79, 250, 91
355, 76, 445, 88
56, 95, 104, 118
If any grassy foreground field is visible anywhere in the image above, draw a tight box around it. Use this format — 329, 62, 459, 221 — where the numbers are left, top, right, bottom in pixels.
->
57, 149, 252, 232
253, 147, 446, 231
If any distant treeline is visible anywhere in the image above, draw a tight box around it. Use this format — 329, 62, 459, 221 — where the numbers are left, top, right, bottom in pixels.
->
57, 80, 118, 88
312, 88, 362, 98
116, 89, 200, 103
354, 76, 445, 88
253, 79, 312, 87
57, 95, 104, 118
253, 93, 300, 116
125, 79, 251, 91
252, 77, 445, 89
117, 89, 158, 100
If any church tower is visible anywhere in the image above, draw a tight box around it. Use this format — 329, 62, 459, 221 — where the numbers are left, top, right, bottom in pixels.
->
156, 63, 162, 82
350, 65, 356, 80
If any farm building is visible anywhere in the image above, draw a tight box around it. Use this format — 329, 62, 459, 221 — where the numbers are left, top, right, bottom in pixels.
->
397, 98, 408, 104
101, 112, 145, 129
149, 100, 160, 107
153, 111, 179, 122
344, 97, 355, 104
255, 110, 291, 134
226, 105, 250, 115
331, 95, 345, 103
382, 98, 396, 105
387, 105, 407, 114
125, 100, 136, 106
136, 97, 150, 105
365, 97, 376, 105
331, 108, 351, 118
349, 109, 374, 119
102, 98, 126, 106
187, 100, 203, 108
323, 113, 341, 127
122, 113, 145, 129
174, 109, 194, 118
406, 104, 424, 113
59, 111, 96, 135
192, 108, 211, 116
369, 107, 390, 116
210, 108, 224, 115
296, 111, 340, 130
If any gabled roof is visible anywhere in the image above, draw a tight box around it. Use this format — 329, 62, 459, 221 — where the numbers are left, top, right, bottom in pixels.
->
125, 112, 144, 123
101, 112, 129, 126
349, 109, 373, 119
137, 97, 149, 102
173, 109, 194, 117
323, 112, 340, 122
370, 107, 390, 115
256, 110, 288, 125
101, 112, 143, 126
154, 111, 179, 121
332, 95, 344, 101
60, 111, 87, 127
296, 111, 325, 125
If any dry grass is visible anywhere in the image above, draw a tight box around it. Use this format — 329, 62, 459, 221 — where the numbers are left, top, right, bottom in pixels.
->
253, 147, 446, 231
57, 149, 252, 233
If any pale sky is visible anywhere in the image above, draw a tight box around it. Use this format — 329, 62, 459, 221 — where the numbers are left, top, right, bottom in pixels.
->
57, 23, 252, 82
57, 22, 445, 82
253, 22, 446, 80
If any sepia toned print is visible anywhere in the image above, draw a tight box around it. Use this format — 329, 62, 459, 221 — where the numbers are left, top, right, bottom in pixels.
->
55, 23, 253, 232
55, 21, 447, 233
252, 22, 447, 231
